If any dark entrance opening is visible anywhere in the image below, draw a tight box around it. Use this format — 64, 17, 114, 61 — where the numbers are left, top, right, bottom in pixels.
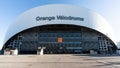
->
4, 24, 82, 54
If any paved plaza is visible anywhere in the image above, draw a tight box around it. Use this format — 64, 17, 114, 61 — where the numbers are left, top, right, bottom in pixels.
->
0, 54, 120, 68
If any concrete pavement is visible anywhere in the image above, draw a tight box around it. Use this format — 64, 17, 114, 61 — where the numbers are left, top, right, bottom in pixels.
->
0, 54, 120, 68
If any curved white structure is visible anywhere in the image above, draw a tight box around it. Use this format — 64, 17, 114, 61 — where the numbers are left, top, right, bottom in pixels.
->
0, 4, 116, 50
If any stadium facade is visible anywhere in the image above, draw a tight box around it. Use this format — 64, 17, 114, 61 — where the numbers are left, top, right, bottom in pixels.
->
1, 4, 117, 54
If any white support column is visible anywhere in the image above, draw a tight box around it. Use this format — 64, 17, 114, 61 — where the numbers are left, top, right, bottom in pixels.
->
40, 48, 44, 55
37, 47, 46, 55
10, 48, 18, 55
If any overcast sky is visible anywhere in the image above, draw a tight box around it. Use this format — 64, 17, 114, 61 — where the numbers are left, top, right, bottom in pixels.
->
0, 0, 120, 43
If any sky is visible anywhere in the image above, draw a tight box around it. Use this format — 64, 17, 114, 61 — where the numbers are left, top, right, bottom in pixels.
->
0, 0, 120, 43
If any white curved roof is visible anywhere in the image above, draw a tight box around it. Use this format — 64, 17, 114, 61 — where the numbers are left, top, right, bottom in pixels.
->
0, 4, 116, 50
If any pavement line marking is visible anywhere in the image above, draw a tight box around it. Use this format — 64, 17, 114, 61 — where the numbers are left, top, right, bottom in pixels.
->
97, 60, 120, 67
112, 64, 120, 67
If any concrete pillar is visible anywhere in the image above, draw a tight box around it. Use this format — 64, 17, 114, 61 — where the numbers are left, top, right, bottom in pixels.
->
37, 47, 46, 55
10, 48, 18, 55
40, 48, 43, 55
37, 47, 41, 55
4, 48, 10, 55
4, 50, 10, 55
90, 50, 97, 55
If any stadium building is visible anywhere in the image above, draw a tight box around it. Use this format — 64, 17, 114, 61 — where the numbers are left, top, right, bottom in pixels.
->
1, 4, 117, 54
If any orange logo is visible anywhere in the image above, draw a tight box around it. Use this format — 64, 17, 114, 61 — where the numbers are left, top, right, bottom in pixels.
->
58, 38, 62, 43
